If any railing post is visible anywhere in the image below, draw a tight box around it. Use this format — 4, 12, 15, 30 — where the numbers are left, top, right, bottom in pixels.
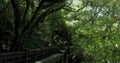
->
62, 46, 70, 63
26, 50, 29, 63
0, 53, 1, 63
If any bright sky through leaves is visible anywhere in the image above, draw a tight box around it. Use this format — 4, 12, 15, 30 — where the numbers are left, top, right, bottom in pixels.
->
70, 0, 83, 10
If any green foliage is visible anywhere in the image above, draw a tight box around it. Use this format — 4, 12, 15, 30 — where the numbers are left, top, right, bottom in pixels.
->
65, 0, 120, 62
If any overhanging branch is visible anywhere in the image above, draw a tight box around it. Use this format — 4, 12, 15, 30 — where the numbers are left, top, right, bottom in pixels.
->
37, 3, 65, 23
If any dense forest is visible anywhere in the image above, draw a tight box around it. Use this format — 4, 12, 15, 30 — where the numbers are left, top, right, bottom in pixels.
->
0, 0, 120, 63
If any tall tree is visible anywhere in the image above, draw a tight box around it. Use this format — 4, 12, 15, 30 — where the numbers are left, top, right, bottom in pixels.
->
0, 0, 66, 52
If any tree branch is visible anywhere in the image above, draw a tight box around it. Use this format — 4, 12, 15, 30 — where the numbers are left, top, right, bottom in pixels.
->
63, 6, 84, 12
21, 1, 44, 35
38, 4, 65, 23
22, 0, 31, 27
10, 0, 21, 23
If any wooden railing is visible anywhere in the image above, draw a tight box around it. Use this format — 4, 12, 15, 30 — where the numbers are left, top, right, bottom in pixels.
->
0, 46, 69, 63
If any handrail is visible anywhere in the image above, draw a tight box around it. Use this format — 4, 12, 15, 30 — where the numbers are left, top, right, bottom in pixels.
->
35, 54, 63, 63
0, 46, 69, 63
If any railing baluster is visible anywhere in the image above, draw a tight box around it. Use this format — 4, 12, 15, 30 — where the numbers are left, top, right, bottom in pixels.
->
0, 54, 1, 63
